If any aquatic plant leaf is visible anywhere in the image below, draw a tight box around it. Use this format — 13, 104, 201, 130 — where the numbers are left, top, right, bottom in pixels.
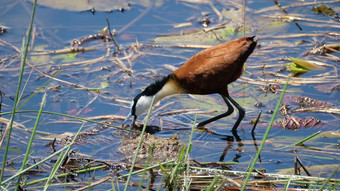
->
30, 45, 51, 64
288, 95, 333, 108
153, 6, 289, 44
153, 8, 248, 43
286, 57, 323, 76
314, 84, 339, 93
153, 26, 234, 44
320, 131, 340, 138
286, 62, 309, 73
221, 8, 243, 22
278, 164, 339, 174
273, 115, 322, 130
313, 5, 337, 16
31, 0, 125, 11
52, 52, 77, 62
99, 81, 109, 89
32, 0, 161, 12
289, 57, 319, 70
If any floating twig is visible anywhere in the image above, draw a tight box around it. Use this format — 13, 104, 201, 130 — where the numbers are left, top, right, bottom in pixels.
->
0, 25, 10, 35
293, 107, 340, 115
305, 43, 340, 55
295, 156, 311, 176
251, 111, 262, 134
30, 47, 96, 55
0, 38, 20, 53
255, 0, 340, 14
25, 61, 89, 89
262, 14, 336, 24
106, 18, 120, 51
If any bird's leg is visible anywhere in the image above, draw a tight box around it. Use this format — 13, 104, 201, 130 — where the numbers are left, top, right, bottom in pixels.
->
226, 95, 245, 132
196, 95, 234, 128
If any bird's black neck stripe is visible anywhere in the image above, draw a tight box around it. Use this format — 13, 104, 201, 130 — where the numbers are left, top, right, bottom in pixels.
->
133, 75, 172, 106
131, 75, 173, 117
142, 75, 171, 96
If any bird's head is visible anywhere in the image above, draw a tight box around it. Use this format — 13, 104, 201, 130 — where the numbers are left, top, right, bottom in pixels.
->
122, 92, 154, 127
122, 75, 178, 127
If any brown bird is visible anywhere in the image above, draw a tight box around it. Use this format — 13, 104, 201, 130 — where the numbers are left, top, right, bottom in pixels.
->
123, 36, 257, 132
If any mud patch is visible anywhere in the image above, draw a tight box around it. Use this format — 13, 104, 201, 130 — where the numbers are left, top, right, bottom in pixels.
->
120, 133, 183, 164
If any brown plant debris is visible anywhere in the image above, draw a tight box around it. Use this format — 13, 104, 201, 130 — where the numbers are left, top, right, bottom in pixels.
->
56, 123, 112, 145
288, 95, 333, 108
257, 84, 280, 94
70, 27, 116, 48
120, 133, 182, 164
0, 25, 9, 35
31, 47, 96, 55
273, 115, 322, 130
305, 43, 340, 55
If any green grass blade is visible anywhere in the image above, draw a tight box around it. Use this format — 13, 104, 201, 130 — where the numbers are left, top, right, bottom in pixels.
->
277, 130, 321, 150
184, 114, 197, 190
111, 178, 116, 191
2, 145, 71, 185
319, 165, 339, 190
138, 144, 154, 191
156, 175, 166, 191
15, 93, 47, 190
17, 69, 34, 107
123, 96, 156, 191
184, 114, 197, 162
0, 37, 25, 185
169, 147, 185, 189
43, 122, 85, 190
241, 76, 291, 191
284, 174, 293, 191
157, 160, 170, 178
24, 165, 106, 186
17, 70, 61, 110
119, 160, 175, 179
205, 176, 219, 191
0, 0, 38, 185
291, 131, 321, 146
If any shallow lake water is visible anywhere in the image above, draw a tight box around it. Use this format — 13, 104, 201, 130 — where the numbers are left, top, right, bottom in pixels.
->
0, 0, 339, 190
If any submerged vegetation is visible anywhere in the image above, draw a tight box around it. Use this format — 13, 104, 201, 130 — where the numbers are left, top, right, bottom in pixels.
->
0, 0, 339, 190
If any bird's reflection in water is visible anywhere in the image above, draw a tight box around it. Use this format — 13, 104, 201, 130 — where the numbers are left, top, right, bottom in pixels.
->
131, 124, 162, 134
196, 126, 244, 162
251, 131, 262, 163
158, 109, 248, 162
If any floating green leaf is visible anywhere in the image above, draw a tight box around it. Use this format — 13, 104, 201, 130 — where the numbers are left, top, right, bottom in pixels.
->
98, 81, 109, 89
286, 57, 322, 76
313, 5, 337, 16
290, 57, 318, 70
286, 62, 309, 73
52, 50, 77, 62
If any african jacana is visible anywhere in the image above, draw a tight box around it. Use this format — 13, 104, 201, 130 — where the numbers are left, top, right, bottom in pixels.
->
123, 36, 257, 132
